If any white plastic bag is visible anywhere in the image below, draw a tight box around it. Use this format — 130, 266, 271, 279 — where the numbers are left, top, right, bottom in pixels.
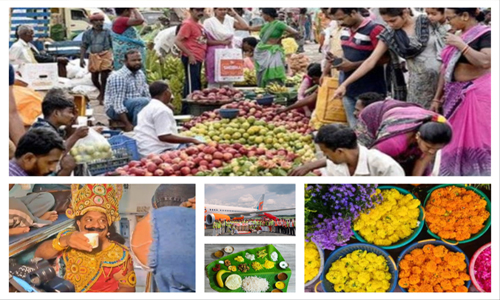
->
69, 128, 113, 163
214, 48, 244, 82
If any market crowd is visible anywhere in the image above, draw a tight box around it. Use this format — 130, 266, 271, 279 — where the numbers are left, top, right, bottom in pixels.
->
9, 7, 491, 177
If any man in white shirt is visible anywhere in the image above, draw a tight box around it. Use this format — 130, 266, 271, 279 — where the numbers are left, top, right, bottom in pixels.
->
134, 81, 201, 157
9, 25, 37, 67
289, 124, 404, 176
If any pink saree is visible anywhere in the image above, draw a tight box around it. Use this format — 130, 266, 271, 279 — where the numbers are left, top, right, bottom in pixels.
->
440, 25, 491, 176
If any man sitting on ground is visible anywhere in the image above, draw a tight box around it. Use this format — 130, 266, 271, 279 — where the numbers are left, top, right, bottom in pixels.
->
104, 49, 150, 131
9, 128, 75, 176
289, 124, 404, 176
31, 88, 89, 151
135, 81, 202, 157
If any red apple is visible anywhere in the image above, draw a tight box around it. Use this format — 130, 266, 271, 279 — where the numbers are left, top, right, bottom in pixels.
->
180, 167, 191, 176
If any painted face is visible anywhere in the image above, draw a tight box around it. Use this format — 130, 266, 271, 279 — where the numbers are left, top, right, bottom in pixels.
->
125, 52, 142, 72
425, 8, 446, 25
23, 148, 64, 176
381, 14, 406, 30
77, 211, 109, 248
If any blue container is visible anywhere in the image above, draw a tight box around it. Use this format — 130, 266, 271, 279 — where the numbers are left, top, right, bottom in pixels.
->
218, 108, 239, 119
320, 243, 398, 293
256, 95, 274, 106
108, 134, 140, 161
397, 239, 471, 292
352, 186, 425, 250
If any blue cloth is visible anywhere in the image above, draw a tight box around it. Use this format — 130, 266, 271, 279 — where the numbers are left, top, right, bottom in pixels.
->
106, 97, 149, 126
342, 95, 357, 128
148, 207, 195, 292
9, 64, 15, 85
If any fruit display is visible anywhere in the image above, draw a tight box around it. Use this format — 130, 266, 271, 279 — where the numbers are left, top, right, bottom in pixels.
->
236, 69, 257, 86
145, 50, 184, 113
188, 87, 244, 104
70, 143, 113, 163
398, 243, 470, 292
353, 188, 422, 247
206, 244, 292, 293
326, 249, 392, 292
183, 100, 314, 135
425, 186, 490, 242
266, 82, 289, 94
289, 53, 310, 75
286, 74, 303, 87
184, 120, 315, 160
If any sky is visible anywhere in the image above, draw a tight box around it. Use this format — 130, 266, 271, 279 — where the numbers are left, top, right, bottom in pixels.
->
204, 184, 296, 215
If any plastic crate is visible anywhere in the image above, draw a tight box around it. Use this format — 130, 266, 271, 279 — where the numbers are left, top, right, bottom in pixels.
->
83, 156, 130, 176
108, 135, 140, 161
186, 101, 224, 116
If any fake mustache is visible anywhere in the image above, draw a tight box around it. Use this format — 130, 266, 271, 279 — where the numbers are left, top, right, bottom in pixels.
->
84, 226, 105, 232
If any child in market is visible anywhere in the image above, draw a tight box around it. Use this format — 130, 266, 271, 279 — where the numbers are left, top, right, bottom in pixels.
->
275, 63, 321, 116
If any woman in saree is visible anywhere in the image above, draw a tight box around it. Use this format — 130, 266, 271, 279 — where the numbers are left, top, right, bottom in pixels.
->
111, 8, 145, 70
203, 8, 249, 88
356, 99, 453, 176
430, 8, 491, 176
333, 8, 444, 108
251, 8, 298, 87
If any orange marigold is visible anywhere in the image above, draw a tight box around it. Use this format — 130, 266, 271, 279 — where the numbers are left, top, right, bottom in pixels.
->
433, 245, 447, 258
459, 273, 470, 281
440, 279, 453, 291
409, 275, 420, 285
434, 284, 444, 292
399, 278, 410, 288
455, 286, 468, 293
425, 261, 437, 273
422, 244, 435, 254
411, 266, 422, 275
451, 278, 465, 287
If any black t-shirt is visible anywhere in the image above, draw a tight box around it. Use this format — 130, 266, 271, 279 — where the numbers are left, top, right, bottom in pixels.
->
458, 31, 491, 64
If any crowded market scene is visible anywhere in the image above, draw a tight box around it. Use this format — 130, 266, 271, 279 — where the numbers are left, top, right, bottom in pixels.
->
8, 7, 491, 177
9, 183, 196, 292
304, 184, 491, 293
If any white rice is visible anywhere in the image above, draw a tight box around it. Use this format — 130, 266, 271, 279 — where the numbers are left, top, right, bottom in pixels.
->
245, 252, 255, 261
271, 251, 278, 261
242, 276, 269, 293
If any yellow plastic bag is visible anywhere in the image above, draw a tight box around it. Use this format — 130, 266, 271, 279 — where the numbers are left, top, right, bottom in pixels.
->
310, 77, 347, 130
13, 86, 43, 126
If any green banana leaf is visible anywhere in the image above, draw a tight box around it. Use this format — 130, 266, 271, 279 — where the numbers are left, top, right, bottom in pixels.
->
205, 244, 292, 293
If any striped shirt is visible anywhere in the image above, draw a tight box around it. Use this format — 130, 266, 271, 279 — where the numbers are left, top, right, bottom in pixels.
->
9, 160, 28, 176
104, 66, 150, 114
340, 18, 386, 98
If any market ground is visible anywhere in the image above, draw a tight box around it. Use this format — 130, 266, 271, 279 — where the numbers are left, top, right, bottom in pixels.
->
89, 42, 323, 126
204, 227, 295, 236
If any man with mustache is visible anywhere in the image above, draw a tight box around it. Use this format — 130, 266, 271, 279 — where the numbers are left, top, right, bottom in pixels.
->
80, 12, 113, 104
104, 49, 150, 132
35, 184, 136, 292
175, 8, 208, 114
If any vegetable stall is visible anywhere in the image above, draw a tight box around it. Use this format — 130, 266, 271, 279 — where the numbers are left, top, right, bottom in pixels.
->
304, 184, 491, 293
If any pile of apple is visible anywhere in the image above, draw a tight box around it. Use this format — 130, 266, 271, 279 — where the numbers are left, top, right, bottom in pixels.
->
183, 100, 314, 134
109, 142, 307, 176
188, 87, 244, 104
183, 117, 316, 161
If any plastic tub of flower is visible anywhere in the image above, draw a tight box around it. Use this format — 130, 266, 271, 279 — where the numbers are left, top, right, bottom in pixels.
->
470, 242, 491, 292
305, 241, 324, 289
423, 184, 491, 244
397, 239, 471, 292
352, 186, 425, 250
320, 243, 398, 293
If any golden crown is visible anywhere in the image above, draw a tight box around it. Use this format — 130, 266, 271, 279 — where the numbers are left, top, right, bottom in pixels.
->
66, 184, 123, 225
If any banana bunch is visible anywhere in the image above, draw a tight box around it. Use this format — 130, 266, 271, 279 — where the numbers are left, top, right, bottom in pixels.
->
236, 68, 257, 86
266, 82, 288, 94
286, 74, 303, 86
255, 87, 266, 94
145, 49, 185, 113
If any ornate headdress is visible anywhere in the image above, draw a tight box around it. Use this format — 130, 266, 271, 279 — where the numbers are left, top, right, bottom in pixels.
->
67, 184, 123, 225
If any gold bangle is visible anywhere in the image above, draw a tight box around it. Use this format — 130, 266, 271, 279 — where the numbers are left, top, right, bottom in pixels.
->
462, 45, 471, 55
52, 237, 67, 252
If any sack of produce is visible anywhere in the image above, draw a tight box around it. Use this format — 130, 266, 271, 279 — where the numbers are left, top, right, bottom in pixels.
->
310, 77, 347, 129
70, 128, 113, 163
